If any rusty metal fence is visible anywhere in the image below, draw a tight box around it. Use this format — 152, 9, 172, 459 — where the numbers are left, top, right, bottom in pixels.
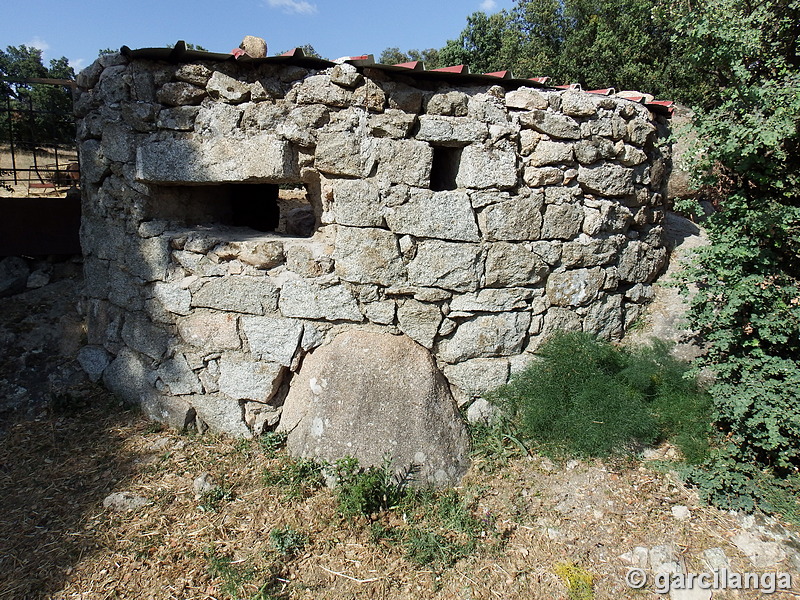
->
0, 77, 79, 195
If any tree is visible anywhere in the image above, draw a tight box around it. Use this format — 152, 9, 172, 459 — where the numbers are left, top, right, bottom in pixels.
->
677, 0, 800, 512
277, 44, 323, 59
0, 45, 75, 146
438, 11, 518, 74
435, 0, 708, 101
378, 47, 441, 67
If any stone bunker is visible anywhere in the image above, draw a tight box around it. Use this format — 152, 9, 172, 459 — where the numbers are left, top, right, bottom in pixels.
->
75, 45, 672, 485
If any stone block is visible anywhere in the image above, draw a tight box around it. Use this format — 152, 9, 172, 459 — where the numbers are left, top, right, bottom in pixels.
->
242, 315, 303, 367
617, 240, 667, 283
206, 71, 251, 104
561, 234, 625, 268
478, 193, 543, 241
523, 166, 563, 186
121, 313, 171, 361
79, 139, 110, 185
278, 278, 363, 322
384, 190, 479, 242
177, 310, 241, 350
140, 393, 196, 430
560, 91, 597, 117
397, 299, 442, 349
545, 267, 604, 307
136, 134, 297, 183
191, 393, 254, 438
353, 79, 386, 112
330, 179, 384, 227
191, 276, 278, 314
416, 116, 487, 145
157, 354, 203, 395
449, 288, 535, 313
578, 163, 636, 197
195, 102, 243, 136
444, 358, 510, 400
315, 132, 377, 178
157, 81, 206, 106
485, 242, 549, 287
583, 294, 623, 340
384, 82, 424, 113
333, 226, 405, 286
456, 144, 517, 190
505, 88, 548, 111
369, 109, 416, 138
218, 354, 285, 402
103, 347, 155, 404
77, 345, 112, 382
438, 312, 531, 363
153, 281, 192, 315
295, 74, 353, 108
175, 63, 212, 86
427, 90, 469, 116
407, 240, 482, 292
330, 63, 363, 88
156, 106, 199, 130
519, 110, 580, 139
377, 139, 433, 187
541, 203, 584, 240
529, 140, 574, 167
97, 65, 130, 104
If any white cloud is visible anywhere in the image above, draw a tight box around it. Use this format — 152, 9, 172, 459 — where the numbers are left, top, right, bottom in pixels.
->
267, 0, 318, 14
480, 0, 498, 10
70, 58, 86, 71
26, 36, 50, 56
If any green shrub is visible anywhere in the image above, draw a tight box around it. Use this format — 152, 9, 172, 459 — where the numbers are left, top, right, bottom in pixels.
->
674, 0, 800, 519
492, 332, 712, 460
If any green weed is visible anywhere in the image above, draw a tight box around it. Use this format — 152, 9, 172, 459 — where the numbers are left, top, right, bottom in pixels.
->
333, 456, 412, 519
262, 456, 324, 500
207, 546, 286, 600
269, 526, 308, 557
199, 485, 235, 513
259, 431, 288, 458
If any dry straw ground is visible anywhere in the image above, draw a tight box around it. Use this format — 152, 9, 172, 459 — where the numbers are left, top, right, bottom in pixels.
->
1, 391, 798, 600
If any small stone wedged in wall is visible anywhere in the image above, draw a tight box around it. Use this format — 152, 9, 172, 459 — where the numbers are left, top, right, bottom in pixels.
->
76, 55, 673, 445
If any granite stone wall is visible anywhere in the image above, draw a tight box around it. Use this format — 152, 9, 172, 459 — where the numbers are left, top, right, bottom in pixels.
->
75, 51, 671, 436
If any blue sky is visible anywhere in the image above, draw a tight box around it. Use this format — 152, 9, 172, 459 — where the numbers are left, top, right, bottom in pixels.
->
1, 0, 515, 74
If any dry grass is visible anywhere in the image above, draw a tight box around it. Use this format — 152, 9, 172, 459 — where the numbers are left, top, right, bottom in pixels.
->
1, 145, 78, 197
1, 395, 798, 600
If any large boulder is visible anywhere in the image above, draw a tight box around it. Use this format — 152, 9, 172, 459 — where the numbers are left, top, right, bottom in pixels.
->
278, 331, 470, 487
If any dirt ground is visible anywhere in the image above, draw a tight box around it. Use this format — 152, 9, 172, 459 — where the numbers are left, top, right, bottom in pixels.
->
1, 255, 799, 600
1, 394, 799, 600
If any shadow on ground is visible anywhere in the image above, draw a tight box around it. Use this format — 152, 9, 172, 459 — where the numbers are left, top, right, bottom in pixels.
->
0, 388, 143, 599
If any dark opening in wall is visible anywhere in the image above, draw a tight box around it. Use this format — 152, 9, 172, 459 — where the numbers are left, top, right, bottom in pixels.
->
230, 183, 280, 232
430, 146, 462, 192
148, 182, 317, 238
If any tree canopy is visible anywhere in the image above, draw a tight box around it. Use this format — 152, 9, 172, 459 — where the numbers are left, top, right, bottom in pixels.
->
0, 45, 75, 146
